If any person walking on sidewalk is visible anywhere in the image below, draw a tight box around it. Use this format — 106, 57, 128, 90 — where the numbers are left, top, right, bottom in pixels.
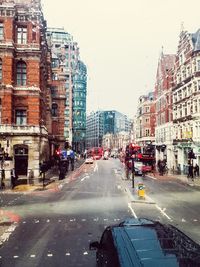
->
188, 162, 194, 181
1, 169, 5, 189
69, 147, 75, 171
194, 163, 199, 177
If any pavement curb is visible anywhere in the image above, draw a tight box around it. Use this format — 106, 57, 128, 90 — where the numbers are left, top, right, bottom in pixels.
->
120, 177, 156, 205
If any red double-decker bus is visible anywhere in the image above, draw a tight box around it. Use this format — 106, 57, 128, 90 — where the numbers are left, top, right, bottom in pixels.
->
87, 147, 103, 160
128, 143, 155, 172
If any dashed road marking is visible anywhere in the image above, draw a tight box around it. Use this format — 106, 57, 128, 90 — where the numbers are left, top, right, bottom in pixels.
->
83, 251, 88, 255
13, 256, 19, 258
30, 255, 36, 258
47, 254, 53, 257
128, 203, 138, 219
156, 205, 172, 221
181, 218, 186, 222
66, 252, 70, 256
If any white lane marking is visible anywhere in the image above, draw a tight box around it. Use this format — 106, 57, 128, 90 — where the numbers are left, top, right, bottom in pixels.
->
0, 256, 2, 258
181, 218, 186, 222
147, 175, 157, 180
94, 163, 98, 172
58, 220, 62, 223
47, 254, 53, 257
83, 251, 88, 255
30, 255, 36, 258
93, 218, 99, 221
46, 219, 50, 223
66, 252, 70, 256
35, 220, 39, 223
22, 221, 26, 224
13, 256, 19, 258
193, 219, 198, 222
128, 203, 138, 219
103, 218, 108, 221
81, 219, 86, 222
81, 177, 86, 182
156, 205, 172, 221
0, 224, 17, 244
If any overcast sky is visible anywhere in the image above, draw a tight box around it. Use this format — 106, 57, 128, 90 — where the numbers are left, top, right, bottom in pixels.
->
42, 0, 200, 118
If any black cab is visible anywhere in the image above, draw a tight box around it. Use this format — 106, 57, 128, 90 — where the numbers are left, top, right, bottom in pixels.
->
89, 218, 200, 267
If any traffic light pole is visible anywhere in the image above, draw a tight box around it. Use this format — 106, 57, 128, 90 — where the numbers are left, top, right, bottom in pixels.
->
131, 159, 135, 189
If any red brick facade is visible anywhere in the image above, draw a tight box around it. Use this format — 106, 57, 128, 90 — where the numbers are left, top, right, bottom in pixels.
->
0, 0, 52, 179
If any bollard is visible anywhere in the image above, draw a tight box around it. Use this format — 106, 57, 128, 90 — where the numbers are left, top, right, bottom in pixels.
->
138, 183, 145, 199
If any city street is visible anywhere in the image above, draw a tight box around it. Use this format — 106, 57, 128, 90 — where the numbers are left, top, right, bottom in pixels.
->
0, 158, 200, 267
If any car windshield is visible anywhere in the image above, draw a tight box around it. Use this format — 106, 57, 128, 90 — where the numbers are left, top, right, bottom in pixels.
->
0, 1, 200, 267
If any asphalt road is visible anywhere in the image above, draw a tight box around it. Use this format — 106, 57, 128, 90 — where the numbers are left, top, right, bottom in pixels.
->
0, 158, 200, 267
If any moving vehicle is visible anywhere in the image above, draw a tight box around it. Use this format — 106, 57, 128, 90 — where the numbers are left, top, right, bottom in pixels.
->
103, 150, 109, 160
85, 157, 94, 164
87, 147, 103, 160
134, 167, 142, 176
90, 217, 200, 267
128, 143, 155, 172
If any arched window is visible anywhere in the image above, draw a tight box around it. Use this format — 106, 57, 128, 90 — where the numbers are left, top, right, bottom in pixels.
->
0, 59, 2, 80
16, 61, 26, 86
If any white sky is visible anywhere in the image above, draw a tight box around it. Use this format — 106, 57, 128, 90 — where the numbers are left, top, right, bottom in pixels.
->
42, 0, 200, 118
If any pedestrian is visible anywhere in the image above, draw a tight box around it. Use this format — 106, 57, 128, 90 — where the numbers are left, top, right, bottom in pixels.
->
188, 162, 194, 181
11, 169, 16, 189
58, 161, 66, 180
1, 169, 5, 190
194, 163, 199, 177
69, 147, 75, 171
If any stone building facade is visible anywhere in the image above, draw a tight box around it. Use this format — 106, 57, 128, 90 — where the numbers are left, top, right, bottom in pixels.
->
135, 92, 156, 150
172, 29, 200, 173
0, 0, 52, 179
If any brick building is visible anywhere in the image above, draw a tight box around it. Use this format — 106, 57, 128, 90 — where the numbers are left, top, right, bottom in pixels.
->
154, 52, 175, 167
0, 0, 52, 179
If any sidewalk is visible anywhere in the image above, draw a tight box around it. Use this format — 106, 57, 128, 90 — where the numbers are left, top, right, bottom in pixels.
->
147, 171, 200, 188
0, 159, 85, 193
120, 171, 200, 206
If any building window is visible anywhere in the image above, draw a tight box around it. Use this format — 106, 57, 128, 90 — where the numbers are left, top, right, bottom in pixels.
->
197, 60, 200, 71
145, 129, 150, 137
32, 26, 37, 42
52, 103, 58, 117
0, 23, 4, 40
0, 98, 1, 124
17, 27, 27, 44
16, 61, 27, 86
0, 59, 2, 80
16, 110, 27, 125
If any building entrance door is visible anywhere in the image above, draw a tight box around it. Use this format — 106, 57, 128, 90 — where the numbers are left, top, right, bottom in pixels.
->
14, 145, 28, 176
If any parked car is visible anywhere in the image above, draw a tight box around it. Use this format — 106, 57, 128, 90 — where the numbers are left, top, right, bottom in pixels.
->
85, 157, 94, 164
90, 217, 200, 267
134, 167, 142, 176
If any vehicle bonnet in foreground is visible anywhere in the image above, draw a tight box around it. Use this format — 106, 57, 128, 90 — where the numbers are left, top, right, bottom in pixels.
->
90, 218, 200, 267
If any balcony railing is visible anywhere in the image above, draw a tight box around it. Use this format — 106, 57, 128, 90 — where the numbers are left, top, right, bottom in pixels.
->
0, 124, 48, 135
